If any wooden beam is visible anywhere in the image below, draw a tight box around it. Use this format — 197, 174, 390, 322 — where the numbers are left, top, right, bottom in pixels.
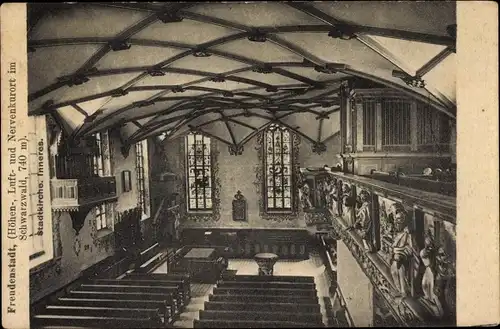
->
416, 46, 454, 77
286, 2, 455, 46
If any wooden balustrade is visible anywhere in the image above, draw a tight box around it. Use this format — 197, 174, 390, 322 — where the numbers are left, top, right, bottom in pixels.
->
51, 176, 117, 211
304, 169, 456, 326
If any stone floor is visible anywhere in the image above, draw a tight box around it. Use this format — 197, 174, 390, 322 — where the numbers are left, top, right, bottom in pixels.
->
153, 254, 336, 328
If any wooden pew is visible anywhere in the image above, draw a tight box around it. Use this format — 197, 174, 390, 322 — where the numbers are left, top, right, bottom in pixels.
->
38, 305, 162, 323
217, 280, 315, 289
92, 278, 189, 304
55, 297, 175, 324
193, 319, 320, 328
220, 274, 314, 283
73, 284, 183, 313
208, 293, 318, 304
199, 309, 323, 324
124, 272, 191, 299
32, 314, 158, 328
66, 290, 179, 319
78, 283, 184, 307
213, 286, 317, 297
204, 301, 321, 313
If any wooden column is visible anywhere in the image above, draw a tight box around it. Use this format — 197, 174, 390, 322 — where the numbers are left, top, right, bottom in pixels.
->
345, 96, 352, 152
375, 102, 383, 152
410, 101, 418, 151
356, 101, 364, 152
340, 87, 347, 153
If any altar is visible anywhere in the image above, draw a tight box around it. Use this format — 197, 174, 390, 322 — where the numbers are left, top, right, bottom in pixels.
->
172, 247, 227, 283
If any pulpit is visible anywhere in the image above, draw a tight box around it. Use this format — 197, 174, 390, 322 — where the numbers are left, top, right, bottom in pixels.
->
254, 253, 279, 276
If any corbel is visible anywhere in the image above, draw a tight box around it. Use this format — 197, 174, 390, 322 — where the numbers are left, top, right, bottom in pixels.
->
192, 48, 212, 57
109, 39, 131, 51
156, 10, 184, 23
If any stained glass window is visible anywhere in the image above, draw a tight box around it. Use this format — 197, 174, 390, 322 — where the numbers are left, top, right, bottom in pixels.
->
186, 133, 212, 211
92, 131, 113, 229
265, 124, 292, 211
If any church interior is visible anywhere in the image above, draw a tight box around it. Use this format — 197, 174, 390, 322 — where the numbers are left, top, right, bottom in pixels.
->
26, 2, 457, 328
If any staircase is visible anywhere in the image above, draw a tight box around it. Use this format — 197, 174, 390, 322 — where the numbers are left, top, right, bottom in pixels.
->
172, 285, 215, 328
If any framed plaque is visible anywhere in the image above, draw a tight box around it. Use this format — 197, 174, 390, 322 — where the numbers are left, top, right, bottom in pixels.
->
122, 170, 132, 192
232, 190, 246, 221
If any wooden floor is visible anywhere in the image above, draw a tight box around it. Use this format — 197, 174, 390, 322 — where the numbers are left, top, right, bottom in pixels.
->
153, 253, 335, 328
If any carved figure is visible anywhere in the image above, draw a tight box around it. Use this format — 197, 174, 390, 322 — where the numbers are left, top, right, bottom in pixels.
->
341, 184, 354, 225
389, 204, 415, 297
419, 232, 445, 317
354, 190, 375, 252
300, 182, 313, 210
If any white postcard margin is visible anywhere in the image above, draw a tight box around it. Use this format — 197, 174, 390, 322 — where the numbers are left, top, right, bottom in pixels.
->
0, 2, 499, 328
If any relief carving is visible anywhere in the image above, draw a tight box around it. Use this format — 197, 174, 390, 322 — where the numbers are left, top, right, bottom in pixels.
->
389, 204, 418, 297
419, 230, 456, 319
352, 189, 376, 253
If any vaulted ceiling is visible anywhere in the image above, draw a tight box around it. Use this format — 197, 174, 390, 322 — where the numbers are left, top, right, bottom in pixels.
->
27, 2, 456, 150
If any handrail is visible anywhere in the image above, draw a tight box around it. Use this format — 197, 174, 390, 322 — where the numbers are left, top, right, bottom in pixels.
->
328, 172, 456, 220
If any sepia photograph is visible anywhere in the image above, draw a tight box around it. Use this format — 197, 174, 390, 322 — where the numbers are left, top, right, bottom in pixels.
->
1, 2, 498, 328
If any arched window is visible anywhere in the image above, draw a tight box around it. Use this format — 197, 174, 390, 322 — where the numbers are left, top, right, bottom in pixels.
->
264, 124, 293, 211
135, 138, 151, 219
186, 133, 212, 211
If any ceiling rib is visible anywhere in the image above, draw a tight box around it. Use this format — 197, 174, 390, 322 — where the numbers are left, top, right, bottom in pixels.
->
416, 46, 455, 77
285, 3, 455, 46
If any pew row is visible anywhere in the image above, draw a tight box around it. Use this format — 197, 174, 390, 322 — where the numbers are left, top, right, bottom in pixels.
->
213, 286, 317, 297
193, 319, 321, 328
199, 309, 323, 324
32, 314, 160, 328
208, 293, 318, 304
54, 297, 174, 324
220, 274, 314, 283
217, 280, 315, 289
204, 301, 321, 313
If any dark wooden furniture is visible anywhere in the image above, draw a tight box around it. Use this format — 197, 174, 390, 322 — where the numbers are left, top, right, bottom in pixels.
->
169, 247, 227, 283
200, 274, 324, 328
181, 228, 310, 259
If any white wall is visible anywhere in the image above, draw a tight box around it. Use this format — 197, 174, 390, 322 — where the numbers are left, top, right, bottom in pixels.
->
337, 241, 374, 327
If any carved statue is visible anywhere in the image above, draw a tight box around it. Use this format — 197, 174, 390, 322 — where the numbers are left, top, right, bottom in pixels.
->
300, 182, 313, 210
389, 204, 416, 297
353, 190, 375, 253
341, 184, 354, 225
419, 231, 445, 317
325, 177, 338, 213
